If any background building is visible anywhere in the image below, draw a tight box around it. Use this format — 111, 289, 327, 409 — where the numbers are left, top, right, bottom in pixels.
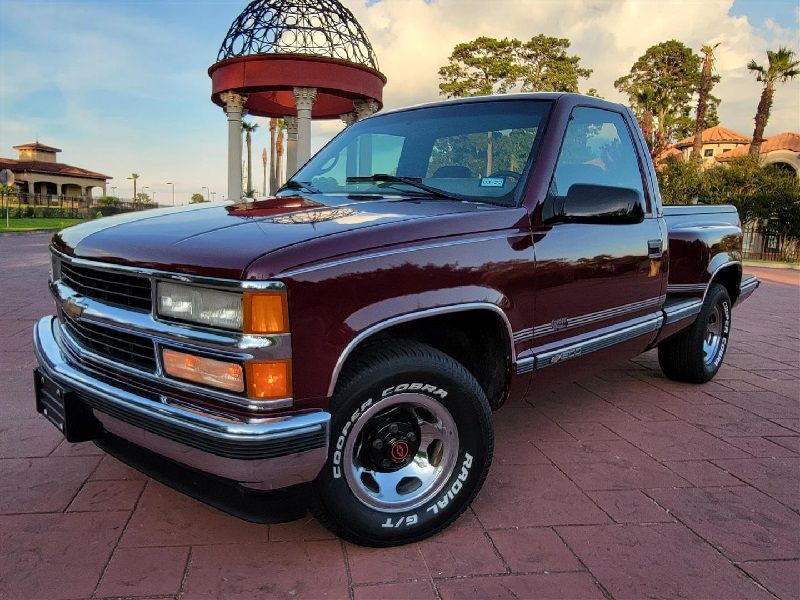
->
0, 141, 109, 202
716, 131, 800, 175
673, 126, 751, 166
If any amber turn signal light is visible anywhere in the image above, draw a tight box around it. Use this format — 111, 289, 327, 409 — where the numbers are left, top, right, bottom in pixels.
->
243, 292, 289, 334
246, 360, 292, 400
162, 348, 245, 393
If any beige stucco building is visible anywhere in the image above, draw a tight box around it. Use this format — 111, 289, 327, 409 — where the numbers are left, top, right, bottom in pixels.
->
673, 126, 751, 167
0, 142, 109, 200
716, 132, 800, 176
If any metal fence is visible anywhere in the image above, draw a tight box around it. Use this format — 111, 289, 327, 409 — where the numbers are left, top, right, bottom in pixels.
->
1, 193, 159, 219
742, 220, 798, 263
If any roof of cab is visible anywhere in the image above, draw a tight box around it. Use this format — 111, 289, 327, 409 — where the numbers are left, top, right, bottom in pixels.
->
372, 92, 626, 118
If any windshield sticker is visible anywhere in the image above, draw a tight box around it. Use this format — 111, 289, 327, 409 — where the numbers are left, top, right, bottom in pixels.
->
480, 177, 505, 188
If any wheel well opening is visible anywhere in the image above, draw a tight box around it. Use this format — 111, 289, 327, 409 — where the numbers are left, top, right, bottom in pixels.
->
342, 310, 512, 409
711, 264, 742, 303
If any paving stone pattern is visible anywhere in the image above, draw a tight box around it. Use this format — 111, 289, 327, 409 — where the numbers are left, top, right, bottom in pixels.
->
1, 233, 797, 599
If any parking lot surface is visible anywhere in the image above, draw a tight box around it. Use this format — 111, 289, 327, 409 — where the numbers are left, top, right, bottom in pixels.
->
1, 232, 798, 599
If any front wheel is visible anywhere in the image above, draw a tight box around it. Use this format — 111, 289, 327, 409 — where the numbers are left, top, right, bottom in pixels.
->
313, 340, 494, 547
658, 283, 732, 383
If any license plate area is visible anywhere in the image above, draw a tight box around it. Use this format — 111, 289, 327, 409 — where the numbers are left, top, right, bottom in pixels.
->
34, 368, 101, 442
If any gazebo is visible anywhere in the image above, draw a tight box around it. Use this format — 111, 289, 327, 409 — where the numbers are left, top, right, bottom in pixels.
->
209, 0, 386, 201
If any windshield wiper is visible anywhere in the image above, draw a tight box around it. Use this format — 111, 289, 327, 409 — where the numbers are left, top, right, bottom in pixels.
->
277, 180, 320, 194
346, 174, 467, 200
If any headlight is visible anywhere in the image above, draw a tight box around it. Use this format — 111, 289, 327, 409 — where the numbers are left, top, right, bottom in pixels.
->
157, 282, 289, 333
158, 282, 243, 330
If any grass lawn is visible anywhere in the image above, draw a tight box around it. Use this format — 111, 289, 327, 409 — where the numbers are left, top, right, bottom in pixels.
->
0, 218, 85, 233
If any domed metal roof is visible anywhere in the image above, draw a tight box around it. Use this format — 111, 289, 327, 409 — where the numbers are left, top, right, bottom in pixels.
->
217, 0, 378, 70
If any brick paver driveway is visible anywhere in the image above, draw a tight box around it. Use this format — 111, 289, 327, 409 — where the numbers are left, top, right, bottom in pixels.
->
1, 232, 798, 600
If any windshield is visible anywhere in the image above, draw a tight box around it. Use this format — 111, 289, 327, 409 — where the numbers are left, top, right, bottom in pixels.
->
290, 99, 552, 205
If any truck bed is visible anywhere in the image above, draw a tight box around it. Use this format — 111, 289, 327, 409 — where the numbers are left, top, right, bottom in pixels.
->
664, 203, 742, 289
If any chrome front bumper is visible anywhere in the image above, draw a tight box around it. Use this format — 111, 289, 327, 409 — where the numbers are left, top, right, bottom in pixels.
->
34, 316, 330, 490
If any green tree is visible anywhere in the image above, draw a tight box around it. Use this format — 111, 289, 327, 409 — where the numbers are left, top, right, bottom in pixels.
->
615, 40, 701, 145
134, 192, 150, 204
703, 100, 720, 129
242, 120, 259, 196
190, 193, 206, 204
516, 34, 592, 92
657, 156, 800, 258
438, 36, 521, 98
657, 157, 705, 205
692, 43, 721, 159
747, 47, 800, 156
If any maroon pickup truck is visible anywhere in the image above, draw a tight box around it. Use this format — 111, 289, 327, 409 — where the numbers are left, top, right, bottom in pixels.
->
34, 93, 758, 546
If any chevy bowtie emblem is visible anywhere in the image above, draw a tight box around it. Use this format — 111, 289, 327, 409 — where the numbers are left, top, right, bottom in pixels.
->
64, 298, 85, 318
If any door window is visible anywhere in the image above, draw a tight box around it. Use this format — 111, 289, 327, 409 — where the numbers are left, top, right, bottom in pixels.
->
551, 107, 646, 202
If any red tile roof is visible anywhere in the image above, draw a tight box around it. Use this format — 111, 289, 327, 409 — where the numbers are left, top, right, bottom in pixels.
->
675, 126, 751, 148
0, 157, 110, 181
12, 142, 62, 153
655, 146, 682, 164
716, 132, 800, 162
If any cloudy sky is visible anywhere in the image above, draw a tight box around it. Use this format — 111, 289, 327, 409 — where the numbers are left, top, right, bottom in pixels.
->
1, 0, 798, 204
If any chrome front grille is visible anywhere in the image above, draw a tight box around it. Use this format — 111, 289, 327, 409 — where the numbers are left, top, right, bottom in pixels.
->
61, 312, 157, 372
60, 261, 152, 312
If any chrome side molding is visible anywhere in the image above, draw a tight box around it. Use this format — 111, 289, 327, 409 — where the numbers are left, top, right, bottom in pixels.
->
515, 313, 662, 375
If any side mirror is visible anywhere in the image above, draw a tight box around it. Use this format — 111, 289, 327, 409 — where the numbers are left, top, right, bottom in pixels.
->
553, 184, 644, 224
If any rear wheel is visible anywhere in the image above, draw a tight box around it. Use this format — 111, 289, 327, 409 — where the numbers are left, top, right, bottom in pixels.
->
658, 283, 732, 383
313, 340, 493, 547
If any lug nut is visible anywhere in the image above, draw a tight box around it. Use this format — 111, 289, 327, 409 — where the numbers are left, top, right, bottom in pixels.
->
407, 432, 417, 443
372, 439, 383, 450
381, 459, 391, 468
389, 424, 399, 433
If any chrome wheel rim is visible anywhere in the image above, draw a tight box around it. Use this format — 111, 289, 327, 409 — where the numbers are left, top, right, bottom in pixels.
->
703, 304, 724, 365
343, 393, 459, 513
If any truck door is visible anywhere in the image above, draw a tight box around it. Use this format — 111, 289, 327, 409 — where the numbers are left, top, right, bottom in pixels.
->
518, 106, 666, 378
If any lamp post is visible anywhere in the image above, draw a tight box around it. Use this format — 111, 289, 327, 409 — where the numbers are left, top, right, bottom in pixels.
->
202, 186, 209, 201
211, 191, 217, 201
165, 182, 175, 206
110, 186, 117, 197
142, 186, 150, 205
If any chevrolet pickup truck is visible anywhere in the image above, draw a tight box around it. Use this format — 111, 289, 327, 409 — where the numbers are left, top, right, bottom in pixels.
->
34, 93, 758, 546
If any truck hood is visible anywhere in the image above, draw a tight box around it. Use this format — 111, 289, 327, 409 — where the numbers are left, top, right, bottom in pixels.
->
52, 195, 487, 279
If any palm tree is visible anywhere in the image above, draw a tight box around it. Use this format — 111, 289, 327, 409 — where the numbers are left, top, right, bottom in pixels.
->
128, 173, 139, 204
269, 118, 278, 194
747, 47, 799, 156
692, 43, 720, 159
241, 121, 259, 196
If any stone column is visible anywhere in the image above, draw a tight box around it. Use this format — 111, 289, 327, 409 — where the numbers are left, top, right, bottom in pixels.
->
284, 116, 299, 178
221, 91, 247, 202
293, 87, 317, 167
340, 112, 357, 127
353, 100, 379, 176
353, 99, 379, 121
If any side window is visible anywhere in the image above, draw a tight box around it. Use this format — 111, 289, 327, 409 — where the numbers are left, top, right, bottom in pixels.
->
551, 107, 646, 202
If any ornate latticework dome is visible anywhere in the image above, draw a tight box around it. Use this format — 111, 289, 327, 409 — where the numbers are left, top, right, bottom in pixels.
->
217, 0, 378, 69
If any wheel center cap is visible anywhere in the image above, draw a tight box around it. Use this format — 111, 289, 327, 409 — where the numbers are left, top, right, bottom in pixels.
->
390, 441, 410, 461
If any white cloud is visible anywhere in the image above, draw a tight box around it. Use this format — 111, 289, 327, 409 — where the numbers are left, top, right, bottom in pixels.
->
350, 0, 799, 136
